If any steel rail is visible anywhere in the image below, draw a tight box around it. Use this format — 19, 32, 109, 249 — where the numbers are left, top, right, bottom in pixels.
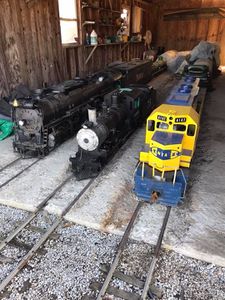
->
96, 201, 143, 300
0, 177, 95, 292
141, 206, 171, 299
0, 174, 74, 252
0, 159, 41, 190
0, 158, 21, 174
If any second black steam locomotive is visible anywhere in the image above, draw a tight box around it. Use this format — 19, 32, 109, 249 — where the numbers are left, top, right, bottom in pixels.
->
70, 86, 156, 180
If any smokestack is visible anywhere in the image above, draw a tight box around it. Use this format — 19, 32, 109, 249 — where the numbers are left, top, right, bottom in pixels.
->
88, 107, 97, 125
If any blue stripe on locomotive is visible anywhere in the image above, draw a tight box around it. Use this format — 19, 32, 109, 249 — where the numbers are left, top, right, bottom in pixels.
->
166, 76, 197, 106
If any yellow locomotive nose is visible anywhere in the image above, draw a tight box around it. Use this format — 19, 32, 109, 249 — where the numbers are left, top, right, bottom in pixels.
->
140, 131, 184, 172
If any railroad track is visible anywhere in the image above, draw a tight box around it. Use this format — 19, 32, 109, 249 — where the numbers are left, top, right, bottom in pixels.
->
0, 158, 41, 189
0, 157, 21, 173
83, 205, 171, 300
0, 175, 96, 294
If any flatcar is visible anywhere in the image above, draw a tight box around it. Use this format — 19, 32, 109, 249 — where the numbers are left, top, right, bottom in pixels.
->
134, 75, 207, 206
11, 59, 166, 158
70, 85, 156, 180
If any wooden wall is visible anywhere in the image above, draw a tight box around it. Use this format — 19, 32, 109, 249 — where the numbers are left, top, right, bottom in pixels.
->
2, 0, 224, 99
0, 0, 67, 98
156, 0, 225, 64
0, 0, 156, 98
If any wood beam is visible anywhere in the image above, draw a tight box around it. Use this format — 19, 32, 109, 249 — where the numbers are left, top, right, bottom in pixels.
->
164, 7, 225, 21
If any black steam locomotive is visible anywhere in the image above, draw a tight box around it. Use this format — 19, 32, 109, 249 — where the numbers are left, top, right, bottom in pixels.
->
12, 59, 166, 157
12, 70, 121, 157
70, 86, 156, 180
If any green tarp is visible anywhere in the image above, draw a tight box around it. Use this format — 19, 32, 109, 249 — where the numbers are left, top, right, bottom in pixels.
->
0, 119, 14, 141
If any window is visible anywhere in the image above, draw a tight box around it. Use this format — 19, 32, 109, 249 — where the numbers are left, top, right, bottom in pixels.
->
157, 122, 168, 130
187, 124, 196, 136
173, 124, 186, 132
58, 0, 78, 45
148, 120, 155, 131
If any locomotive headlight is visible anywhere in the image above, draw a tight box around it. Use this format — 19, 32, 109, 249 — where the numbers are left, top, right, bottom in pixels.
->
18, 120, 25, 127
77, 128, 99, 151
12, 99, 19, 107
98, 76, 104, 82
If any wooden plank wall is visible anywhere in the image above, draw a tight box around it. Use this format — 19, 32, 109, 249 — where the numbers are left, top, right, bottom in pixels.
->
0, 0, 67, 98
67, 0, 158, 77
156, 0, 225, 64
0, 0, 157, 98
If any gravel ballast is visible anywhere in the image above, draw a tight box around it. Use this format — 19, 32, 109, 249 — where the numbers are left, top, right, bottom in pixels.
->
0, 207, 224, 300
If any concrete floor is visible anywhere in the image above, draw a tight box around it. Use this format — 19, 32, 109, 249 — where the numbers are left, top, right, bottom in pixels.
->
0, 72, 225, 266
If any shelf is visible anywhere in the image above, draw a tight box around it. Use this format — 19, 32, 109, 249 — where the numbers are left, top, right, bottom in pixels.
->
84, 41, 142, 47
99, 23, 114, 27
100, 8, 121, 14
85, 42, 123, 47
82, 5, 121, 14
82, 5, 99, 9
82, 21, 116, 27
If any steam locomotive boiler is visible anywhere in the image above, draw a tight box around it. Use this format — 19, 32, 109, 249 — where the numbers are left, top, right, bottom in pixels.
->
70, 86, 156, 180
12, 71, 121, 157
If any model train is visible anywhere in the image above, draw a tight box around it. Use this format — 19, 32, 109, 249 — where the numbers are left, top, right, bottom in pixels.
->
11, 59, 166, 157
70, 85, 156, 180
11, 70, 121, 157
133, 75, 206, 206
132, 53, 219, 207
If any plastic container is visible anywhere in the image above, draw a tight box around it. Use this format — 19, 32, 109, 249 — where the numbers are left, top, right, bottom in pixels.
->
90, 30, 98, 45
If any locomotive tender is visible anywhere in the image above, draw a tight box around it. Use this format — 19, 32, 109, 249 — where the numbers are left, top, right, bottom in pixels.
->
134, 76, 206, 206
12, 59, 165, 157
70, 86, 156, 180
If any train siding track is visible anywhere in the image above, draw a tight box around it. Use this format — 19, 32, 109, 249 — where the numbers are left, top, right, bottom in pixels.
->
0, 176, 95, 293
0, 158, 41, 189
0, 158, 21, 174
0, 174, 73, 252
84, 205, 171, 300
0, 137, 172, 299
141, 206, 171, 300
0, 126, 144, 296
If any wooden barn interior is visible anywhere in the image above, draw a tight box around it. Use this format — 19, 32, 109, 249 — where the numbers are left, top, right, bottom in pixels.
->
1, 1, 225, 299
0, 0, 225, 97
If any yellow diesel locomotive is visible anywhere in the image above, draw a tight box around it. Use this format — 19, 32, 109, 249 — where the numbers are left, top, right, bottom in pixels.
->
134, 76, 206, 206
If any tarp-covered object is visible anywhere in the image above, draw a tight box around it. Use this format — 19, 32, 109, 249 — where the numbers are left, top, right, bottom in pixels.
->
159, 41, 220, 74
0, 119, 14, 141
160, 50, 191, 73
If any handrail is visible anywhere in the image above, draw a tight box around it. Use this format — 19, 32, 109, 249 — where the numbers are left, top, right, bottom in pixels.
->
180, 168, 187, 197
